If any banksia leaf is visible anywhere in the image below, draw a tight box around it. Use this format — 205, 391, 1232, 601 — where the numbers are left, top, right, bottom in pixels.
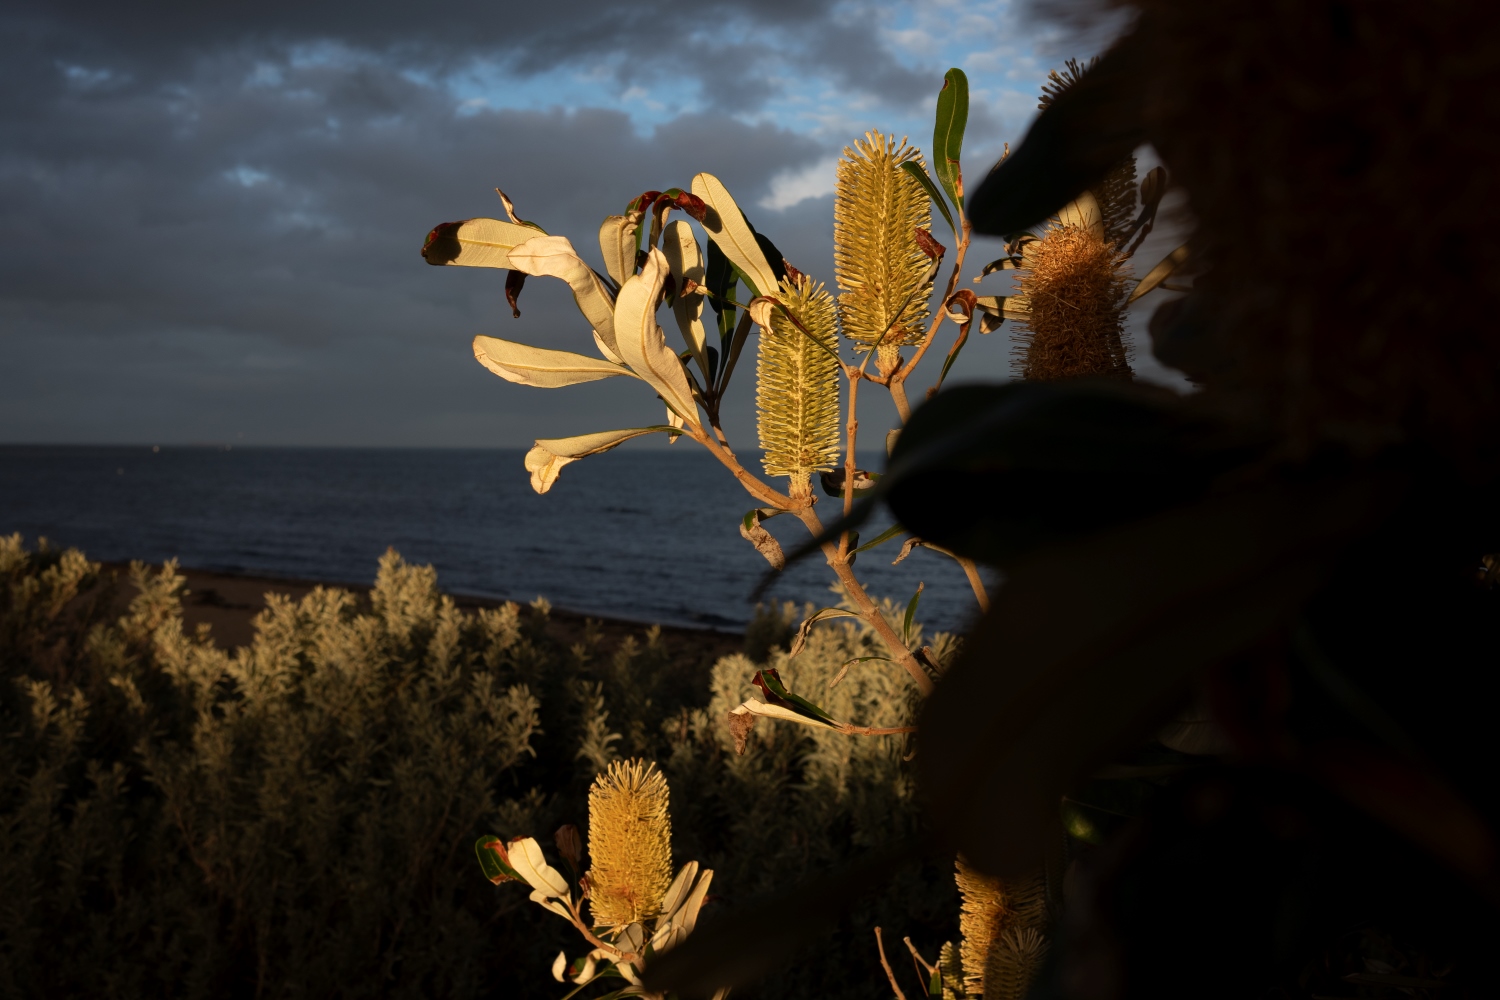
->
834, 132, 933, 374
982, 928, 1048, 1000
585, 759, 673, 928
755, 275, 841, 495
1012, 223, 1131, 381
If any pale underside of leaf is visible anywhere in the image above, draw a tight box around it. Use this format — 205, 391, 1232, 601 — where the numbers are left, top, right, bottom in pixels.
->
524, 426, 675, 493
508, 836, 570, 897
472, 336, 632, 388
599, 215, 639, 289
729, 698, 844, 731
506, 235, 623, 362
662, 220, 710, 376
434, 218, 541, 268
1127, 242, 1192, 304
690, 173, 779, 298
1054, 192, 1104, 242
613, 248, 701, 427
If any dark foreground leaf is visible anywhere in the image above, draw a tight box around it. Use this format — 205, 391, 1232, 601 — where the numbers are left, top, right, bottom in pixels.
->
918, 472, 1404, 877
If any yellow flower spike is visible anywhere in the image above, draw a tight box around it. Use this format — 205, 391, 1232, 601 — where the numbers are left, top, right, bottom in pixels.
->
1012, 223, 1132, 381
585, 759, 673, 928
955, 859, 1007, 998
834, 131, 933, 376
755, 274, 842, 497
982, 927, 1049, 1000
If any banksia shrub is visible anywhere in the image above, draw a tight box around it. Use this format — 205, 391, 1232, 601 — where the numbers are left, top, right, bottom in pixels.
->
756, 274, 841, 496
1012, 223, 1131, 381
585, 758, 673, 927
834, 132, 933, 375
956, 860, 1005, 996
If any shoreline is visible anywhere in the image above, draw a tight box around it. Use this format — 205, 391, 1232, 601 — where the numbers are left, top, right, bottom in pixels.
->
98, 561, 746, 660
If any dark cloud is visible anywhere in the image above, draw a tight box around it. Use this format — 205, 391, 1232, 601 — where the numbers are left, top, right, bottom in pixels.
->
0, 0, 1048, 447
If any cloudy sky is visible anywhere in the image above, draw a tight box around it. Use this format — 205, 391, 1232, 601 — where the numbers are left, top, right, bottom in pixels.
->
0, 0, 1163, 448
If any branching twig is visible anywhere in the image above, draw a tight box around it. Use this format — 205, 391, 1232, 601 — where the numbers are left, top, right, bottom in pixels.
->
875, 927, 910, 1000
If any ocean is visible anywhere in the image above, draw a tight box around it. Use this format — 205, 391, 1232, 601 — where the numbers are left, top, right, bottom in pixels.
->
0, 445, 992, 636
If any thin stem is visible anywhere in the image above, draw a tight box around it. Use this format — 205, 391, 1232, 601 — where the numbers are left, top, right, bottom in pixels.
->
889, 380, 913, 423
561, 897, 632, 964
689, 425, 798, 511
794, 506, 934, 696
956, 555, 991, 613
903, 937, 936, 977
875, 928, 910, 1000
838, 723, 918, 737
893, 218, 972, 404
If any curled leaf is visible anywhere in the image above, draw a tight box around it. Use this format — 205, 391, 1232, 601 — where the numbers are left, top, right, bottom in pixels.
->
507, 836, 570, 897
475, 836, 523, 884
524, 426, 675, 494
600, 214, 642, 288
740, 508, 786, 570
472, 336, 632, 389
614, 248, 701, 427
1127, 242, 1192, 304
662, 220, 710, 378
914, 228, 947, 261
787, 608, 863, 658
505, 235, 623, 362
504, 269, 526, 318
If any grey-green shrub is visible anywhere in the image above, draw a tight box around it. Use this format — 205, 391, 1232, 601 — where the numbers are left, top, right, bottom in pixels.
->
0, 536, 954, 999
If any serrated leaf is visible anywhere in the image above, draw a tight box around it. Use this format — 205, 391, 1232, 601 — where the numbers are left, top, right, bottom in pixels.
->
933, 68, 969, 210
472, 336, 632, 388
1127, 242, 1191, 304
614, 248, 701, 426
504, 235, 623, 362
690, 173, 779, 298
421, 218, 540, 268
525, 426, 675, 494
662, 220, 711, 379
507, 836, 570, 897
901, 160, 957, 237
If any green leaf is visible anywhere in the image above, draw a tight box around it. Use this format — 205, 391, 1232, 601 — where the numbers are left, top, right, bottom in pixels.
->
753, 668, 838, 724
475, 836, 523, 884
901, 161, 957, 237
853, 524, 905, 554
787, 608, 863, 658
902, 581, 924, 645
932, 68, 969, 210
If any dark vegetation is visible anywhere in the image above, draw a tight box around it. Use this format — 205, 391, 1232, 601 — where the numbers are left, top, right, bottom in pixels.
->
0, 536, 951, 999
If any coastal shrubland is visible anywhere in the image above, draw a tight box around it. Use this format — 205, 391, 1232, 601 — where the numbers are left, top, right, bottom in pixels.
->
0, 534, 953, 998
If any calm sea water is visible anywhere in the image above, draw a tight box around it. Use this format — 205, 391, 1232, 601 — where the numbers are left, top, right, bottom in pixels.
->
0, 445, 990, 635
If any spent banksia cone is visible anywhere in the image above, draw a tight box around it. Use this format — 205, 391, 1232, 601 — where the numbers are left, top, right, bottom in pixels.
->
756, 274, 841, 496
1012, 222, 1131, 381
834, 131, 934, 375
585, 759, 672, 928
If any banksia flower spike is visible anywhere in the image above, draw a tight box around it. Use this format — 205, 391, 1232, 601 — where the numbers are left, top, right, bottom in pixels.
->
756, 274, 841, 497
834, 131, 933, 376
957, 861, 1049, 998
1012, 221, 1131, 381
585, 759, 673, 928
956, 859, 1006, 997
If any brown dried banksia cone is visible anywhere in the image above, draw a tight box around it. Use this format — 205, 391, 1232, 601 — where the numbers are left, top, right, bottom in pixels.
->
1012, 221, 1131, 381
584, 759, 672, 928
756, 274, 841, 496
834, 131, 933, 376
